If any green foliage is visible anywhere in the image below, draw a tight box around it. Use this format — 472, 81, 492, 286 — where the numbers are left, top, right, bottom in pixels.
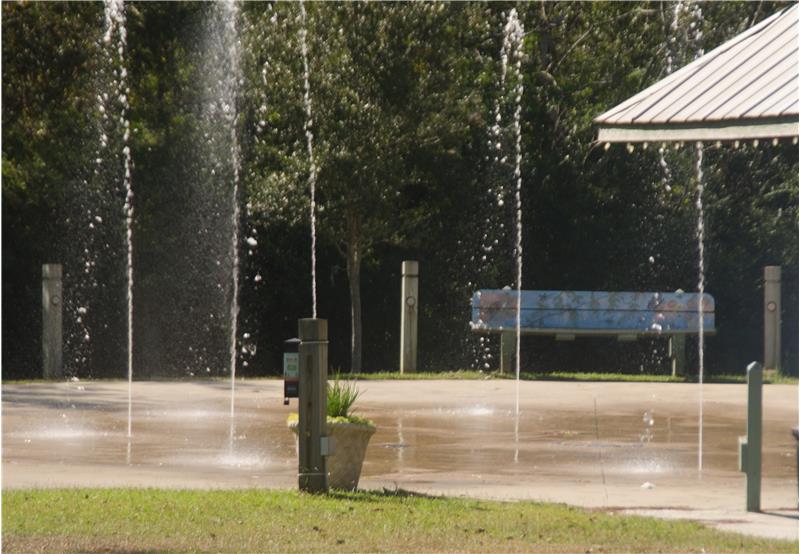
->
2, 2, 109, 377
2, 2, 797, 378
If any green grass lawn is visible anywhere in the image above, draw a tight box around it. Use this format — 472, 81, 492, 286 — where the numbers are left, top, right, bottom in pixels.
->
3, 489, 796, 553
350, 370, 686, 382
350, 370, 797, 385
4, 371, 797, 386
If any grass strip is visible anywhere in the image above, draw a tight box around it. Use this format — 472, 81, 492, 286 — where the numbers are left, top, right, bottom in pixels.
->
5, 372, 797, 385
3, 488, 796, 553
350, 370, 797, 384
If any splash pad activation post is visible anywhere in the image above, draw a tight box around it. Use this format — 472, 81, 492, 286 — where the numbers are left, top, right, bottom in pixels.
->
400, 261, 419, 374
298, 318, 330, 493
738, 361, 762, 512
42, 263, 63, 379
763, 266, 781, 371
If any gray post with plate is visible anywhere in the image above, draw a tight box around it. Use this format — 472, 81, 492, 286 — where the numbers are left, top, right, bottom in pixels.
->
763, 266, 781, 371
500, 331, 514, 374
42, 263, 63, 379
298, 318, 329, 493
400, 261, 419, 374
738, 361, 762, 512
669, 335, 686, 377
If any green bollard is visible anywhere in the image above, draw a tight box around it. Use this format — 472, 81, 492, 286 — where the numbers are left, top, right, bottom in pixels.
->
738, 361, 762, 512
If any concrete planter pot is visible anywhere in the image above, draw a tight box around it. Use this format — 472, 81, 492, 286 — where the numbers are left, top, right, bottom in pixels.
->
289, 417, 376, 490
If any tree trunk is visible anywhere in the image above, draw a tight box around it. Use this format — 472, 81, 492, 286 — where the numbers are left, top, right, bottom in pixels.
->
345, 216, 362, 373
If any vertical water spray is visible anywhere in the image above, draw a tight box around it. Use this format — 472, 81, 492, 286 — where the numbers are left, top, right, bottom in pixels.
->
695, 141, 705, 472
199, 0, 245, 449
685, 0, 706, 473
299, 0, 318, 318
661, 0, 703, 193
510, 21, 524, 413
218, 0, 243, 452
492, 9, 525, 460
499, 9, 525, 418
474, 29, 508, 372
661, 0, 703, 195
100, 0, 133, 449
657, 1, 682, 193
664, 0, 705, 471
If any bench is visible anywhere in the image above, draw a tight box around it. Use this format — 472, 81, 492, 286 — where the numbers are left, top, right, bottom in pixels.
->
470, 289, 716, 376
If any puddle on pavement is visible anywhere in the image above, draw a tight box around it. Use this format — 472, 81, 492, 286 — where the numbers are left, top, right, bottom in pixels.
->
3, 381, 796, 489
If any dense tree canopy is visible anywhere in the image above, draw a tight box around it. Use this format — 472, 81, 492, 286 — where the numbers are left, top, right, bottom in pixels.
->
3, 1, 797, 379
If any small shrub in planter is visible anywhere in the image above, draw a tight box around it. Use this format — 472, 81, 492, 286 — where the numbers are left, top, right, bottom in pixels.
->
288, 376, 376, 490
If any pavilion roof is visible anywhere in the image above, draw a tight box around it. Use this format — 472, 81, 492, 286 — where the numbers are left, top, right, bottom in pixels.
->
595, 5, 799, 143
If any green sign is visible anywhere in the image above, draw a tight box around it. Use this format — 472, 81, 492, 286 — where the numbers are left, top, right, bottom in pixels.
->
283, 352, 299, 379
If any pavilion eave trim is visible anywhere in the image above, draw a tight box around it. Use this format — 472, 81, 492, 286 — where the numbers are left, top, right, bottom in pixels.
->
596, 117, 798, 143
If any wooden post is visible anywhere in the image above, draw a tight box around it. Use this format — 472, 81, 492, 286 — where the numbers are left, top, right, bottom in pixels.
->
500, 331, 514, 374
298, 318, 328, 493
669, 335, 686, 377
400, 261, 419, 374
763, 266, 781, 371
42, 264, 63, 379
738, 361, 762, 512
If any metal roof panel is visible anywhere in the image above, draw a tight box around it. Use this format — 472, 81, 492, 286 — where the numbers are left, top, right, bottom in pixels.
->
595, 5, 799, 141
743, 77, 797, 117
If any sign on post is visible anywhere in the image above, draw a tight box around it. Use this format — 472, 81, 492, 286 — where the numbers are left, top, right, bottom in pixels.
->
283, 338, 300, 405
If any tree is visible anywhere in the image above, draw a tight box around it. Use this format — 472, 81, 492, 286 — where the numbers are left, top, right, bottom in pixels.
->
244, 2, 498, 372
2, 3, 103, 377
3, 1, 796, 379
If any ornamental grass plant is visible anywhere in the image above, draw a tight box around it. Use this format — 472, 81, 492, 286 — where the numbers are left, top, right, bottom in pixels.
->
327, 374, 361, 419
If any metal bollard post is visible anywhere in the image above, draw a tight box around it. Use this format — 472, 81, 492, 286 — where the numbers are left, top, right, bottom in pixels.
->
738, 361, 762, 512
42, 264, 63, 379
298, 318, 329, 493
400, 261, 419, 374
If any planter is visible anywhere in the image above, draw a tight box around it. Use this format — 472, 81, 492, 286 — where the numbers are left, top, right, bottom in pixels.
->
289, 417, 376, 490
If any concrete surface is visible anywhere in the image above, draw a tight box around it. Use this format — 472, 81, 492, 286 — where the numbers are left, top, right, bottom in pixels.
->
3, 379, 797, 540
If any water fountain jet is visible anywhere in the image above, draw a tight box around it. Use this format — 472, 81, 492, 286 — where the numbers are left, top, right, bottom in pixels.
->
299, 0, 319, 319
497, 9, 525, 418
98, 0, 134, 458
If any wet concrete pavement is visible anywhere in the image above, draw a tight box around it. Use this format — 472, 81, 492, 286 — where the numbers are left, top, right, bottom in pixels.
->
3, 379, 797, 539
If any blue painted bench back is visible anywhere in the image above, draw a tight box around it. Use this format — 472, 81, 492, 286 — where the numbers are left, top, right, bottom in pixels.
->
471, 289, 715, 335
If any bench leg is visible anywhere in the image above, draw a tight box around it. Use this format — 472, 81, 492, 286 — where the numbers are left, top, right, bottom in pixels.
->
669, 335, 686, 377
500, 331, 514, 374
